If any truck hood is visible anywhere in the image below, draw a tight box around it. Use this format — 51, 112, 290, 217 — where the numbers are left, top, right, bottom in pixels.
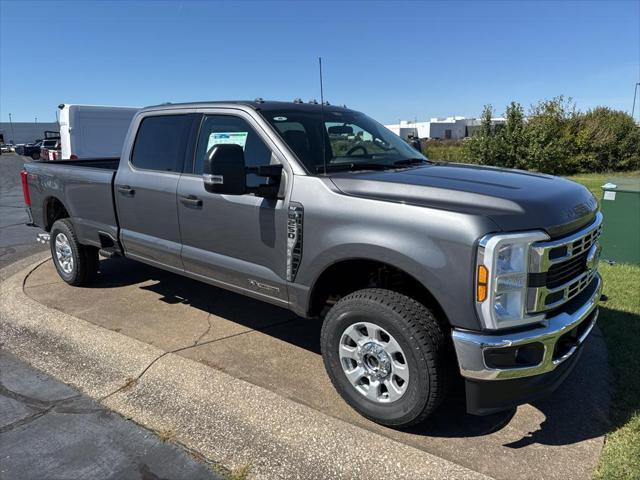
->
329, 163, 598, 238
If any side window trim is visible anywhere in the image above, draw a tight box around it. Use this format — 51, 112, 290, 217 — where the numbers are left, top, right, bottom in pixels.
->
182, 113, 203, 175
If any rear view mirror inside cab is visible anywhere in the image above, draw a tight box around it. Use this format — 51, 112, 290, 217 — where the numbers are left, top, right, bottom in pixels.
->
327, 125, 354, 135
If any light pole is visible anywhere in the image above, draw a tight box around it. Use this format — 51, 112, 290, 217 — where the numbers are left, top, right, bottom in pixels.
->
9, 113, 15, 144
632, 82, 640, 122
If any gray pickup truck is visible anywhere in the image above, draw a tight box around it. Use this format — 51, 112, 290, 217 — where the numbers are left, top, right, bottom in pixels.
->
22, 100, 603, 427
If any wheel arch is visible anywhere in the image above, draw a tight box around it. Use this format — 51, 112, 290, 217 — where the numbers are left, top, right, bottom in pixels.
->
42, 196, 70, 232
306, 256, 448, 323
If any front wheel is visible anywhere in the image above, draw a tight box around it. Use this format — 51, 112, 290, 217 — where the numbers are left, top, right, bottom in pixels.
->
50, 219, 99, 286
321, 288, 451, 427
31, 152, 40, 160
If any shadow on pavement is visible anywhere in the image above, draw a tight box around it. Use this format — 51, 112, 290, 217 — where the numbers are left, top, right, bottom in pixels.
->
84, 256, 611, 449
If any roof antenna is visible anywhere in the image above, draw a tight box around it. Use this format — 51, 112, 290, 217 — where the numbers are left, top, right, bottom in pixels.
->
319, 57, 327, 175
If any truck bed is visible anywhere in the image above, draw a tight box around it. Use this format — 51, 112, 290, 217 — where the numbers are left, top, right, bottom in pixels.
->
24, 158, 121, 250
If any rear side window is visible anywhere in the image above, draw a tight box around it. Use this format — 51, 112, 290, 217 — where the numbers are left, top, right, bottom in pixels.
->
131, 115, 189, 171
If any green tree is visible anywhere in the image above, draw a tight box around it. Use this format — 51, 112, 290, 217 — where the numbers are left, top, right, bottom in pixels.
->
524, 96, 576, 175
466, 104, 499, 165
500, 101, 527, 169
571, 107, 640, 172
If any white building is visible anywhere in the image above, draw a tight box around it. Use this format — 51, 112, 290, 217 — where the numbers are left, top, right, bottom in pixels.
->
385, 117, 505, 140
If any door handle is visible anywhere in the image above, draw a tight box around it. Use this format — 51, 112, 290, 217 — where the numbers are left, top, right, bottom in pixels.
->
117, 185, 135, 196
180, 195, 203, 207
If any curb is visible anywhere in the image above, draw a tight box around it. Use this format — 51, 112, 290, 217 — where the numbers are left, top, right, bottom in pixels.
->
0, 256, 492, 479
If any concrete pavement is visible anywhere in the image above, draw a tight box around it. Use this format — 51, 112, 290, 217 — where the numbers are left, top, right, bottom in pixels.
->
4, 253, 611, 480
1, 255, 491, 480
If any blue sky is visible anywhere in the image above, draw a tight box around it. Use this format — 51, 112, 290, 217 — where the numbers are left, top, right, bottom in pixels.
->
1, 0, 638, 123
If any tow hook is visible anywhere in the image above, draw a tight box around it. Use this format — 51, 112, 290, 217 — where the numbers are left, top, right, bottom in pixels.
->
36, 233, 50, 244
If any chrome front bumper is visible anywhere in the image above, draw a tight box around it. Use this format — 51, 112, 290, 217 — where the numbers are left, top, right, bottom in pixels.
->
452, 274, 601, 381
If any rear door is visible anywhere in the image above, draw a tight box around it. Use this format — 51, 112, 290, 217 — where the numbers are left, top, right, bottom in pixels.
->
115, 112, 193, 271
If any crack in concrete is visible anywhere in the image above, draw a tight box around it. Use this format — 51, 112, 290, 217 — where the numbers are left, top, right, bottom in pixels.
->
18, 255, 301, 421
192, 294, 217, 347
98, 311, 301, 403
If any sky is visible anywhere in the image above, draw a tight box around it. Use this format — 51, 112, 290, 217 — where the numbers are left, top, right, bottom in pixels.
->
1, 0, 638, 124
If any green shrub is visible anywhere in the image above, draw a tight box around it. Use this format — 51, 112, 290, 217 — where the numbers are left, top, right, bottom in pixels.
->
461, 97, 639, 174
422, 139, 467, 162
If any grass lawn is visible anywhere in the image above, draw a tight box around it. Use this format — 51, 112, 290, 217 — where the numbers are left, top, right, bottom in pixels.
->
567, 172, 640, 479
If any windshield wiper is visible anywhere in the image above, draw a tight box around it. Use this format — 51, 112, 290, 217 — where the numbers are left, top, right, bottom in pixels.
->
392, 158, 431, 166
316, 163, 394, 173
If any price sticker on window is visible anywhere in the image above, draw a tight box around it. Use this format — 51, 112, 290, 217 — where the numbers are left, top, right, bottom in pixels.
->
207, 132, 248, 151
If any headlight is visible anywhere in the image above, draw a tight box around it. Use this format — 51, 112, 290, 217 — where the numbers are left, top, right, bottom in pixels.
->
476, 231, 549, 330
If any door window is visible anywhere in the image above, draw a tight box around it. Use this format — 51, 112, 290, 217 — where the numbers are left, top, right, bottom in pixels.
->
194, 115, 273, 187
131, 115, 190, 172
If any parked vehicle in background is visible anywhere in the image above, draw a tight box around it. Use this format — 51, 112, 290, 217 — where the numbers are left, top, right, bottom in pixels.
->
0, 143, 15, 153
58, 104, 139, 160
22, 100, 603, 427
40, 139, 61, 161
16, 140, 43, 160
40, 139, 60, 161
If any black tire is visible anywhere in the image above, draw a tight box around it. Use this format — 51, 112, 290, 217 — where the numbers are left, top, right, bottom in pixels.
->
321, 288, 452, 427
50, 219, 99, 286
31, 152, 40, 160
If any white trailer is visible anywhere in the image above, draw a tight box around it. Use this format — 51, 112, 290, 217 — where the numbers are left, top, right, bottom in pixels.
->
58, 104, 139, 160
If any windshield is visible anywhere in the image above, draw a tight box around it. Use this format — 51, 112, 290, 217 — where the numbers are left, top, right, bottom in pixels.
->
261, 108, 428, 174
43, 140, 57, 148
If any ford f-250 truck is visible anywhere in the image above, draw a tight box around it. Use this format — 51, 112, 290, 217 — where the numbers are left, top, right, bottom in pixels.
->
22, 100, 603, 427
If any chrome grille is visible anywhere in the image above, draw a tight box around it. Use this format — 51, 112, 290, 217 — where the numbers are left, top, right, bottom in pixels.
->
528, 213, 603, 313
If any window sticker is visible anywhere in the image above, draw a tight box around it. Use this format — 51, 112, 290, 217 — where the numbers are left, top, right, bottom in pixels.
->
207, 132, 248, 151
603, 191, 616, 201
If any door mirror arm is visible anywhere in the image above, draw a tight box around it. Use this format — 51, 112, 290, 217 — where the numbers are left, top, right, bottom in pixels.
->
245, 164, 283, 199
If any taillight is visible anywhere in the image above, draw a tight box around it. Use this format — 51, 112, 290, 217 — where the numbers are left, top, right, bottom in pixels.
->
20, 170, 31, 206
70, 154, 78, 160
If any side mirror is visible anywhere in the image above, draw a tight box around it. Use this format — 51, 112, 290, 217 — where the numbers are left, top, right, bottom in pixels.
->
203, 144, 246, 195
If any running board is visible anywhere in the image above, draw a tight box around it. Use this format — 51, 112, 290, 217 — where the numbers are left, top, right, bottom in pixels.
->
36, 233, 50, 244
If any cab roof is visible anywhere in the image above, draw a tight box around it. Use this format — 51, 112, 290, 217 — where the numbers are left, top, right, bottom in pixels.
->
141, 100, 356, 114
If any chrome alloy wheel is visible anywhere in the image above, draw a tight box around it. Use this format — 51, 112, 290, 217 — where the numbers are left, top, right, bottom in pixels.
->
54, 233, 74, 274
339, 322, 409, 403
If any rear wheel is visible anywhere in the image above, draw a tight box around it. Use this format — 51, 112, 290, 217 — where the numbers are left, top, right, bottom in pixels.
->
50, 219, 99, 286
321, 288, 451, 427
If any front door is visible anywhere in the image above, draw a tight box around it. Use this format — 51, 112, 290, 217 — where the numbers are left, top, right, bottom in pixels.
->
115, 113, 192, 270
176, 112, 289, 303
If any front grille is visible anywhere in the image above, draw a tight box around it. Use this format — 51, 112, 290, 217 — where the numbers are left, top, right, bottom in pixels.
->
527, 213, 603, 313
546, 251, 588, 288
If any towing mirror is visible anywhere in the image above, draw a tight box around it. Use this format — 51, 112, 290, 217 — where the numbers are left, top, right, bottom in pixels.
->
203, 144, 247, 195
